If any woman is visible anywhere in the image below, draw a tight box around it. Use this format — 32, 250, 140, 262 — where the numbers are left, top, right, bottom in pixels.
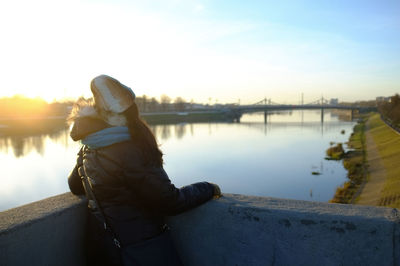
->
68, 75, 221, 266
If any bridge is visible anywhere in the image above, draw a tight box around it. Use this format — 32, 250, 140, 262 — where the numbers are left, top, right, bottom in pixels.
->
228, 97, 377, 122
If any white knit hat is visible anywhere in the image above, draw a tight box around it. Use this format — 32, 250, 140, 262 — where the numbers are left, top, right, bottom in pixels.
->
90, 75, 135, 126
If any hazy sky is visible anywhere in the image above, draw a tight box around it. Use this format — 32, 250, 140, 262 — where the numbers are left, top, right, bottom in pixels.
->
0, 0, 399, 104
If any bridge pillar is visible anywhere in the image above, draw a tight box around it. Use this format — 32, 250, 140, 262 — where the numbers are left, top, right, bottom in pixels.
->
234, 111, 241, 123
321, 108, 324, 124
264, 111, 268, 124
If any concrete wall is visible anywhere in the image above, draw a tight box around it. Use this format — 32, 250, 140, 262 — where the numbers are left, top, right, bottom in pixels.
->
1, 193, 400, 266
0, 193, 87, 266
168, 195, 400, 266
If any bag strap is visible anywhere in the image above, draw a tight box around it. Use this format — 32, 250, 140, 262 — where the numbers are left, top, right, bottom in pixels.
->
79, 146, 122, 249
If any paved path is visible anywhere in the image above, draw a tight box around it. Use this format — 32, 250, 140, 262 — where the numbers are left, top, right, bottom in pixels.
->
357, 118, 387, 205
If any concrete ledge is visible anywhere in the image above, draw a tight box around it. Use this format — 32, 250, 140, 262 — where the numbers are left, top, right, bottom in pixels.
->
1, 193, 400, 266
0, 193, 87, 266
167, 194, 400, 266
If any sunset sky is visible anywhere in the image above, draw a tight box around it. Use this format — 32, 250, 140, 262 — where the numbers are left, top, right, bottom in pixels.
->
0, 0, 399, 104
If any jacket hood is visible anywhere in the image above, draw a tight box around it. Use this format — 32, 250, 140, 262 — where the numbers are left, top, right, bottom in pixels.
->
68, 98, 111, 141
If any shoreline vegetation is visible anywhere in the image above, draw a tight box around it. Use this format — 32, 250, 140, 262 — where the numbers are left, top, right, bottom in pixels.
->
325, 143, 345, 160
329, 115, 367, 204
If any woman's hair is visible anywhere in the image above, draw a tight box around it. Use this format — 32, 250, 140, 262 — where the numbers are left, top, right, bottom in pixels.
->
123, 102, 163, 166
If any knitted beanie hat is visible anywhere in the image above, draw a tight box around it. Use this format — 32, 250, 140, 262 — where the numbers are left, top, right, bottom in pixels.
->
90, 75, 136, 126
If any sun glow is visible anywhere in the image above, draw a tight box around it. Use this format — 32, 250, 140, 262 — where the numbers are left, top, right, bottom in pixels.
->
0, 95, 50, 117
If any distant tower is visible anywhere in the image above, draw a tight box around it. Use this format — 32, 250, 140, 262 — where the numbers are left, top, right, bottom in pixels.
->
301, 93, 304, 105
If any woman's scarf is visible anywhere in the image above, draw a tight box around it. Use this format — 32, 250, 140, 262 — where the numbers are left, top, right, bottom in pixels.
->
81, 126, 131, 149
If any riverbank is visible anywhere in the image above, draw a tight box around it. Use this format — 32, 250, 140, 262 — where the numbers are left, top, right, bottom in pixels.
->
356, 113, 400, 207
330, 113, 400, 208
0, 117, 67, 136
141, 110, 234, 124
0, 111, 235, 133
329, 116, 367, 203
0, 112, 234, 137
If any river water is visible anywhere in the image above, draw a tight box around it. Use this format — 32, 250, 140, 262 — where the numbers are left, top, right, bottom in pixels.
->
0, 110, 355, 212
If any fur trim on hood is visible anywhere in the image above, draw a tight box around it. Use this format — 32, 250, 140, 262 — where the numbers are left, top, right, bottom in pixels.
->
68, 98, 110, 141
67, 98, 99, 125
68, 97, 127, 127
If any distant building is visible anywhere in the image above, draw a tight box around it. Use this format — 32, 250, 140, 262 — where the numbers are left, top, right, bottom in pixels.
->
191, 103, 207, 109
329, 98, 339, 105
376, 96, 391, 102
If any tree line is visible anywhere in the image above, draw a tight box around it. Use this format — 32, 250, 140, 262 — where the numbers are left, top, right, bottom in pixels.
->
0, 94, 206, 118
135, 94, 190, 112
378, 94, 400, 127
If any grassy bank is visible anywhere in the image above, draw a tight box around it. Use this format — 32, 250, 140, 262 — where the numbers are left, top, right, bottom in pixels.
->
330, 116, 367, 203
359, 114, 400, 207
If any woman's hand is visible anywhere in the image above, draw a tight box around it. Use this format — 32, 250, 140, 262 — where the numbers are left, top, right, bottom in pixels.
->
210, 183, 222, 199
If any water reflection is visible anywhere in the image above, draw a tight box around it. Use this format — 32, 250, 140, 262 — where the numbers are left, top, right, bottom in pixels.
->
0, 110, 353, 153
0, 127, 69, 157
0, 110, 356, 211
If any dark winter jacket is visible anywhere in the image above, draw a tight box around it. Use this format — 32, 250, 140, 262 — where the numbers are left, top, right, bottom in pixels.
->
68, 114, 214, 246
